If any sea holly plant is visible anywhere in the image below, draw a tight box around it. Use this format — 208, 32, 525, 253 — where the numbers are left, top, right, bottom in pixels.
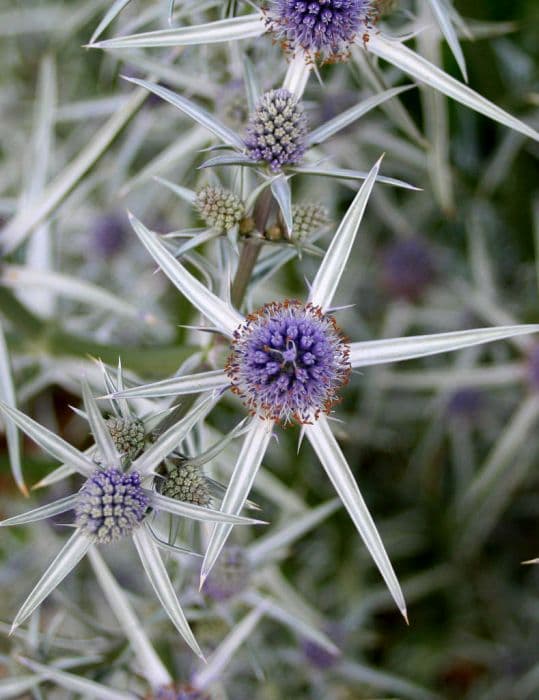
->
120, 74, 418, 237
90, 0, 539, 142
106, 161, 539, 620
0, 382, 265, 658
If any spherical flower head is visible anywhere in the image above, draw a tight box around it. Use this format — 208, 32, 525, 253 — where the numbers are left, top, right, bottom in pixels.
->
244, 89, 307, 172
105, 417, 146, 464
226, 301, 351, 425
75, 468, 148, 544
292, 202, 330, 241
202, 546, 250, 602
267, 0, 377, 62
381, 238, 436, 302
92, 213, 128, 257
159, 462, 211, 507
195, 186, 245, 234
151, 685, 209, 700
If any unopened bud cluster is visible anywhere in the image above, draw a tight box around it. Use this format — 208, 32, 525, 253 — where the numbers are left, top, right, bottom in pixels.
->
195, 186, 245, 233
292, 203, 329, 240
245, 89, 307, 172
105, 416, 146, 463
160, 461, 211, 507
264, 203, 329, 242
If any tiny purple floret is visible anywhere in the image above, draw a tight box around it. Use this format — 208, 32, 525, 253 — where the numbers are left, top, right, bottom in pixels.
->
75, 468, 148, 544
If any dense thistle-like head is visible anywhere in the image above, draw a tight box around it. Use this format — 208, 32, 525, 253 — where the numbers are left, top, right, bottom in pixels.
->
267, 0, 377, 62
195, 186, 245, 233
159, 462, 211, 507
381, 238, 436, 302
203, 546, 250, 601
151, 685, 209, 700
244, 89, 307, 172
226, 301, 350, 424
292, 202, 330, 240
105, 417, 146, 464
75, 468, 148, 543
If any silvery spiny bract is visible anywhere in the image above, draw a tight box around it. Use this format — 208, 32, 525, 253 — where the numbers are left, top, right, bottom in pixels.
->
1, 2, 539, 698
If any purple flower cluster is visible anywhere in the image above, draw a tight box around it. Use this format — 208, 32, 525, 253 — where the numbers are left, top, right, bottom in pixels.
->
244, 89, 307, 172
226, 301, 351, 424
268, 0, 376, 61
75, 468, 148, 544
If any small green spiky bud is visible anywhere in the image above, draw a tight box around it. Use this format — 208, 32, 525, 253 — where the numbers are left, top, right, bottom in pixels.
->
161, 462, 211, 506
105, 417, 146, 463
195, 186, 245, 233
292, 203, 330, 241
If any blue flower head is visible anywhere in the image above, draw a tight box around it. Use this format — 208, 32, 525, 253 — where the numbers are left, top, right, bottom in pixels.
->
267, 0, 377, 62
226, 301, 351, 425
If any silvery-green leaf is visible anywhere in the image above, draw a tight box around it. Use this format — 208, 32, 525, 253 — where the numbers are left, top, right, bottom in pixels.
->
16, 657, 134, 700
124, 77, 244, 149
0, 675, 39, 699
130, 396, 215, 476
339, 659, 437, 700
309, 157, 381, 311
1, 265, 158, 326
132, 527, 203, 659
81, 381, 121, 469
32, 448, 95, 489
462, 395, 539, 511
193, 607, 264, 690
0, 324, 25, 495
367, 34, 539, 141
1, 89, 147, 253
290, 165, 419, 191
110, 369, 229, 401
145, 521, 201, 557
282, 52, 312, 98
270, 174, 293, 237
147, 490, 265, 526
306, 85, 415, 146
426, 0, 468, 81
350, 324, 539, 368
187, 418, 249, 468
306, 416, 407, 620
11, 530, 90, 632
199, 154, 255, 169
0, 495, 78, 528
154, 176, 196, 204
92, 14, 265, 49
89, 0, 134, 44
174, 229, 221, 258
242, 55, 260, 112
128, 213, 243, 336
242, 590, 339, 656
87, 547, 171, 688
0, 401, 96, 477
200, 419, 273, 586
247, 499, 340, 566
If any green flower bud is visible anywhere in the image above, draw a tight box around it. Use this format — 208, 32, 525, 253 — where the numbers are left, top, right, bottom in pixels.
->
195, 186, 245, 233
